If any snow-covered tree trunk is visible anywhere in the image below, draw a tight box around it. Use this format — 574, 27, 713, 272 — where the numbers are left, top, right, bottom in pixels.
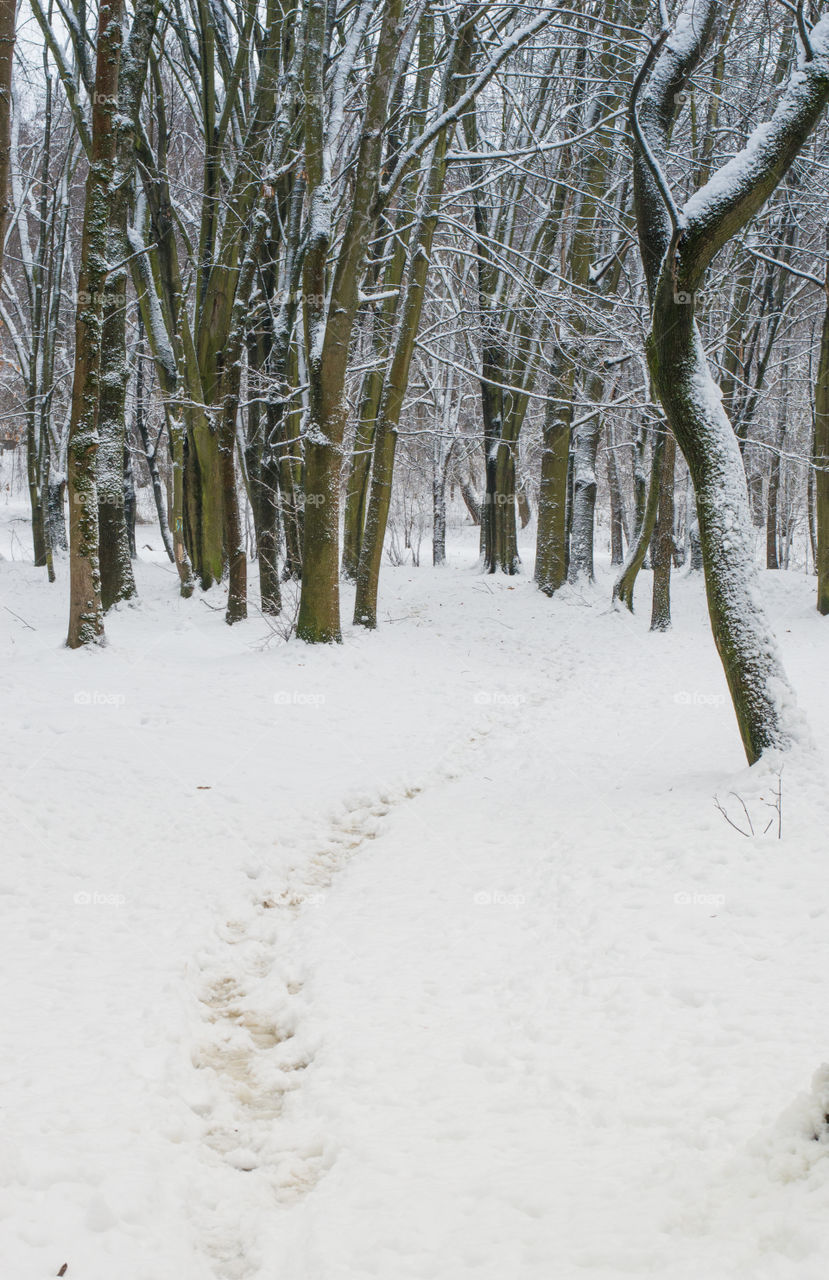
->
650, 430, 676, 631
353, 25, 464, 628
606, 425, 627, 566
128, 230, 194, 597
814, 250, 829, 614
612, 423, 665, 611
298, 0, 404, 642
97, 264, 136, 610
633, 0, 829, 760
96, 0, 158, 610
66, 0, 125, 648
535, 351, 573, 595
569, 370, 604, 582
432, 472, 447, 566
0, 0, 14, 284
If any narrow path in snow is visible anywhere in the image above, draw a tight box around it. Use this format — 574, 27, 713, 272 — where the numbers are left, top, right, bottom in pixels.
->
189, 705, 533, 1277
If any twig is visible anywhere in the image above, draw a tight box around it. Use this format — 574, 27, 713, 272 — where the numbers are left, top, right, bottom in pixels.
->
3, 605, 35, 631
730, 791, 756, 838
762, 770, 784, 839
713, 794, 752, 837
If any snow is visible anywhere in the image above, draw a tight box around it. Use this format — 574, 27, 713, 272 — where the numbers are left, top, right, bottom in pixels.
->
2, 502, 829, 1279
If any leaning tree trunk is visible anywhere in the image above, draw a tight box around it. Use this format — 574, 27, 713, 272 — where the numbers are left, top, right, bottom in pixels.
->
298, 0, 404, 642
67, 0, 125, 648
613, 421, 665, 611
648, 314, 791, 759
632, 0, 829, 760
352, 22, 464, 629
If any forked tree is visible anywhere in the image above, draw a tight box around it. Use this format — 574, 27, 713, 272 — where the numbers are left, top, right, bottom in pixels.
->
632, 0, 829, 761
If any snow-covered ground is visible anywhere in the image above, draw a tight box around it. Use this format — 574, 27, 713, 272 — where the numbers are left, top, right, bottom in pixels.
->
3, 499, 829, 1280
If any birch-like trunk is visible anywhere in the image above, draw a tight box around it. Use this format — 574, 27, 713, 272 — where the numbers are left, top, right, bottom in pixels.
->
813, 254, 829, 614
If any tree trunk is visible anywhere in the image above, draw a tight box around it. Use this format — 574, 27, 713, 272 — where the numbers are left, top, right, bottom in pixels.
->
96, 0, 159, 609
650, 429, 676, 631
814, 260, 829, 613
766, 458, 780, 570
517, 481, 532, 530
649, 310, 793, 760
98, 268, 137, 609
535, 352, 573, 594
0, 0, 14, 282
342, 392, 380, 579
569, 391, 603, 582
632, 423, 649, 538
606, 426, 627, 566
67, 0, 125, 648
631, 0, 826, 761
26, 408, 47, 566
47, 481, 66, 550
766, 372, 787, 570
298, 0, 404, 642
352, 11, 464, 627
459, 475, 481, 525
613, 423, 665, 611
432, 451, 447, 566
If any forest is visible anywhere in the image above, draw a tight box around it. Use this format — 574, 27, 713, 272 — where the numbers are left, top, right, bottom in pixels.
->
3, 2, 829, 1277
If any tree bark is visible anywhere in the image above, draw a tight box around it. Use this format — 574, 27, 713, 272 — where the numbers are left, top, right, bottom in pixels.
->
650, 429, 676, 631
67, 0, 125, 648
535, 351, 573, 594
814, 248, 829, 613
606, 425, 627, 565
0, 0, 14, 283
613, 422, 665, 610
